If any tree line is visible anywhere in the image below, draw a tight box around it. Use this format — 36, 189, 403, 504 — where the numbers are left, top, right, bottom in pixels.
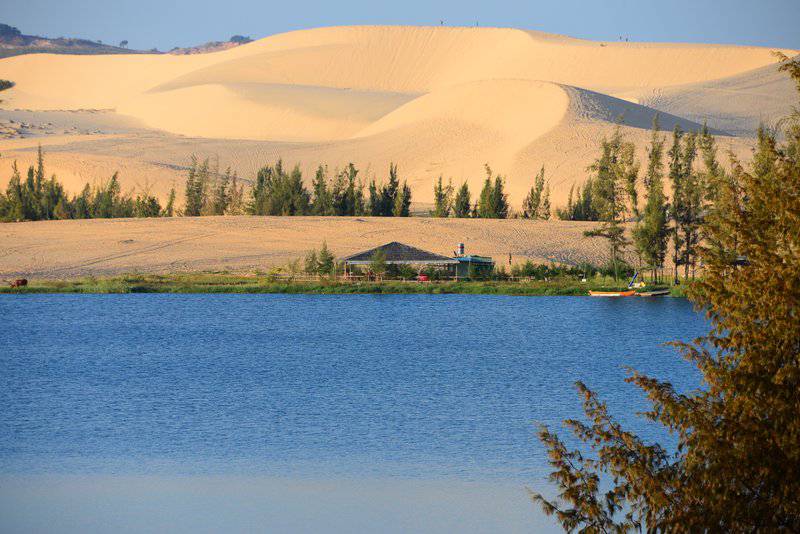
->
191, 158, 413, 217
0, 147, 175, 222
578, 119, 717, 283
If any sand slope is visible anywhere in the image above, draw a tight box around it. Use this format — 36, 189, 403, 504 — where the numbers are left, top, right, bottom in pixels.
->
0, 216, 613, 279
0, 26, 795, 206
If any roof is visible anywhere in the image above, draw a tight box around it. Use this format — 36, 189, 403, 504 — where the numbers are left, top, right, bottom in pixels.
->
343, 241, 458, 265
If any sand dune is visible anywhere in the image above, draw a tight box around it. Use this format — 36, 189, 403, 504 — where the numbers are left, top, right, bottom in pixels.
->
0, 25, 795, 207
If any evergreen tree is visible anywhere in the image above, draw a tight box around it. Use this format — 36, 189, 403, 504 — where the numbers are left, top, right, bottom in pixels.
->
584, 130, 634, 281
633, 123, 669, 281
311, 165, 333, 215
250, 160, 310, 216
393, 180, 412, 216
317, 241, 335, 276
4, 162, 24, 221
522, 166, 546, 219
432, 176, 453, 217
668, 126, 686, 284
478, 166, 495, 218
163, 187, 176, 217
477, 165, 508, 218
557, 184, 575, 220
541, 183, 551, 220
134, 192, 162, 218
680, 132, 703, 278
211, 167, 231, 216
453, 181, 471, 218
369, 249, 387, 279
304, 249, 318, 275
74, 184, 92, 219
226, 173, 245, 215
382, 163, 400, 215
367, 179, 381, 216
491, 174, 509, 219
184, 156, 209, 217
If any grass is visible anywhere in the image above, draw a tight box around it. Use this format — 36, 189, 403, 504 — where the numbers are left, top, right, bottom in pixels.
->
0, 273, 691, 297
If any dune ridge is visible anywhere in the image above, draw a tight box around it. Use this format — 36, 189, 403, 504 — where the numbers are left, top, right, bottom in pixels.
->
0, 25, 795, 205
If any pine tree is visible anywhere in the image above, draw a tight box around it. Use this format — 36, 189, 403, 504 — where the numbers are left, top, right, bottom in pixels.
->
680, 132, 703, 278
4, 161, 24, 221
226, 173, 245, 215
367, 179, 380, 216
557, 184, 575, 220
211, 167, 231, 216
478, 165, 495, 218
541, 183, 551, 220
453, 181, 471, 218
317, 241, 335, 276
380, 163, 400, 216
311, 165, 333, 215
491, 174, 509, 219
633, 122, 669, 282
522, 166, 546, 219
369, 249, 387, 279
668, 126, 685, 284
432, 176, 453, 217
184, 156, 209, 217
163, 187, 176, 217
394, 180, 411, 216
584, 130, 634, 280
304, 249, 318, 275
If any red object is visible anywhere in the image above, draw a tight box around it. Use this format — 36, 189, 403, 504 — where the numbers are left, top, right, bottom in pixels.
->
417, 274, 429, 282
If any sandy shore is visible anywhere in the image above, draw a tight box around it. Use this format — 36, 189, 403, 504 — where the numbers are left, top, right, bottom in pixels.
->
0, 216, 611, 279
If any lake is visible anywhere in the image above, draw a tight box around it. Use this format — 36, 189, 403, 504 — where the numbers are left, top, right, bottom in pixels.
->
0, 294, 706, 533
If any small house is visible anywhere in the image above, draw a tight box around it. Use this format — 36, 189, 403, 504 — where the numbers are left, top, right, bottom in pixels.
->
342, 242, 458, 276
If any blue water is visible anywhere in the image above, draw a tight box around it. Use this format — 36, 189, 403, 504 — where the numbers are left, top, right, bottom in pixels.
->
0, 294, 706, 482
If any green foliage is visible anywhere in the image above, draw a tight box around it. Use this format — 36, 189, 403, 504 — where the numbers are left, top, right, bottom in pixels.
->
162, 187, 176, 217
0, 147, 163, 222
317, 241, 335, 275
367, 163, 410, 217
304, 249, 318, 274
250, 159, 310, 216
633, 121, 669, 282
311, 165, 334, 215
477, 164, 509, 218
301, 242, 337, 276
432, 176, 453, 217
183, 155, 209, 216
452, 181, 471, 218
533, 60, 800, 532
210, 167, 234, 215
522, 166, 550, 219
393, 180, 412, 216
556, 179, 599, 221
667, 126, 704, 282
583, 129, 636, 280
369, 249, 388, 277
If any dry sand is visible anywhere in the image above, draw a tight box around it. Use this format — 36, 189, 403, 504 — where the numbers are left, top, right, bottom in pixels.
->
0, 26, 796, 209
0, 216, 613, 279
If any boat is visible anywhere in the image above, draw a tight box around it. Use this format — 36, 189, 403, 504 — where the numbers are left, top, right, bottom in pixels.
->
588, 290, 636, 297
637, 289, 671, 297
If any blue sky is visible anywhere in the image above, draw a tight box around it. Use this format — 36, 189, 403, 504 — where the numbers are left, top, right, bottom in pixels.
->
3, 0, 799, 51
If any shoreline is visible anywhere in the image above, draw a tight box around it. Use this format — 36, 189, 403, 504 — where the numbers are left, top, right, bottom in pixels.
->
0, 273, 688, 297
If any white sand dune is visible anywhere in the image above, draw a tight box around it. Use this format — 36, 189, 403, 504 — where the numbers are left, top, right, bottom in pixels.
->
0, 25, 795, 206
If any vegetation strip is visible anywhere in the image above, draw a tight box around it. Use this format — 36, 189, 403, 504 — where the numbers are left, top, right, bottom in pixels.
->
0, 274, 686, 296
